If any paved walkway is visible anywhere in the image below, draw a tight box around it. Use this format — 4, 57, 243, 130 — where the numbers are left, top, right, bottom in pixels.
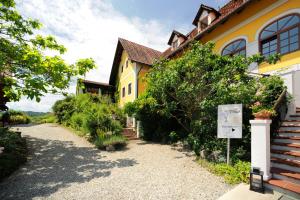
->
0, 124, 231, 200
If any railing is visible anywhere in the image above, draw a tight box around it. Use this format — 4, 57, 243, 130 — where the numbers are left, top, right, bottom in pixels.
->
271, 89, 288, 137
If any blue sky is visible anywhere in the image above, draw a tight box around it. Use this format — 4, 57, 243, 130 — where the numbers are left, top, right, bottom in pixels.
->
109, 0, 228, 32
9, 0, 228, 112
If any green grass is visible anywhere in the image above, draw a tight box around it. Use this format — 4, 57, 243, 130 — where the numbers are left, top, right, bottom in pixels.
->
0, 128, 27, 180
197, 158, 250, 184
30, 113, 57, 124
95, 134, 128, 149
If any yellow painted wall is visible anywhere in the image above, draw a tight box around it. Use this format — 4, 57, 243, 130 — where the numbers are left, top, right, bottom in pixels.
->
118, 51, 135, 107
199, 0, 300, 73
138, 64, 151, 97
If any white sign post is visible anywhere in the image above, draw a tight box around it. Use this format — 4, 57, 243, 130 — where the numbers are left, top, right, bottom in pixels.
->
218, 104, 243, 165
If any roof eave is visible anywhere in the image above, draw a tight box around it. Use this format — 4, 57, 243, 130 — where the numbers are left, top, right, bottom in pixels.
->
168, 0, 254, 58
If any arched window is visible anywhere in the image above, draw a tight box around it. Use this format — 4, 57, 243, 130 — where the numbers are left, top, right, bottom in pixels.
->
221, 39, 246, 56
259, 14, 300, 56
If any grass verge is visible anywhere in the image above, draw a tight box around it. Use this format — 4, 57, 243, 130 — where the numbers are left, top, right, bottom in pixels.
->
197, 158, 250, 184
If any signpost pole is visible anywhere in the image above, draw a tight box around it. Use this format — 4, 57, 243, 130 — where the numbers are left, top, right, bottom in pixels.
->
227, 138, 230, 165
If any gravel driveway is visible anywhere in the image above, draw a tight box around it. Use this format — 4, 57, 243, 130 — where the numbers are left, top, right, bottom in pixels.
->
0, 124, 231, 200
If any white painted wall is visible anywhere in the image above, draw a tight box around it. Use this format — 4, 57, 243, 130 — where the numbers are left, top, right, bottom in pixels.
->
294, 70, 300, 108
281, 72, 295, 114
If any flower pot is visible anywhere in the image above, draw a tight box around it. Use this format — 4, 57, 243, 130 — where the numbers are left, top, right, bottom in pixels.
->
253, 110, 273, 120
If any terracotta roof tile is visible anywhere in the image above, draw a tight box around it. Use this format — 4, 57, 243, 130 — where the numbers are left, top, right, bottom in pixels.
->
109, 38, 161, 85
119, 38, 162, 66
164, 0, 253, 58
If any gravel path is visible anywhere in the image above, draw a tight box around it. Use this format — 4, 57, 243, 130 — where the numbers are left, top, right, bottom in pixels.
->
0, 124, 231, 200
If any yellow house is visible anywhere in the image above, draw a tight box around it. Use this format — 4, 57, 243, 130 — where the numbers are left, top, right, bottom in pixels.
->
163, 0, 300, 113
162, 0, 300, 196
109, 38, 161, 126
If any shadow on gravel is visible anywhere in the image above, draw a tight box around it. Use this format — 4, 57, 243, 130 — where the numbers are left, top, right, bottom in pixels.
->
0, 136, 138, 200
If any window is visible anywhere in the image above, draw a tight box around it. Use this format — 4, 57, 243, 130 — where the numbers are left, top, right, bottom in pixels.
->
221, 39, 246, 56
172, 39, 179, 49
198, 16, 208, 31
259, 14, 300, 57
122, 87, 125, 97
128, 83, 132, 95
121, 65, 123, 73
126, 60, 129, 68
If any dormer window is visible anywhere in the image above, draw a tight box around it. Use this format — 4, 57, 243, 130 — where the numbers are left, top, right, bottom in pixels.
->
168, 30, 187, 51
193, 4, 220, 32
172, 39, 179, 49
198, 16, 209, 31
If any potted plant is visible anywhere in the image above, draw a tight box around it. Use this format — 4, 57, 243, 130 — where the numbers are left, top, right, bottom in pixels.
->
253, 109, 276, 120
251, 102, 276, 120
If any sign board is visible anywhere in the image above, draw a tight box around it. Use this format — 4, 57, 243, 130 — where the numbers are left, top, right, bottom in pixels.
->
218, 104, 243, 138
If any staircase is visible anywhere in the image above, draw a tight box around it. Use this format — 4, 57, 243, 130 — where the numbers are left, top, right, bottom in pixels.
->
122, 128, 138, 140
265, 107, 300, 199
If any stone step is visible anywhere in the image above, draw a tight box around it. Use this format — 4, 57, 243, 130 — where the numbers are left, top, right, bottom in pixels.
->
278, 132, 300, 137
271, 168, 300, 185
272, 142, 300, 148
122, 128, 137, 140
272, 145, 300, 152
277, 130, 300, 134
271, 149, 300, 161
273, 138, 300, 145
280, 126, 300, 131
272, 162, 300, 173
265, 179, 300, 199
290, 115, 300, 119
271, 157, 300, 168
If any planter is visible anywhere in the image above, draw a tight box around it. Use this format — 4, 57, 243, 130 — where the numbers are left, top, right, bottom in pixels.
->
253, 110, 274, 120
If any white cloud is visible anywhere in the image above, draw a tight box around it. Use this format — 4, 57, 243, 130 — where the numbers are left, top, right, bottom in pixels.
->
8, 0, 170, 112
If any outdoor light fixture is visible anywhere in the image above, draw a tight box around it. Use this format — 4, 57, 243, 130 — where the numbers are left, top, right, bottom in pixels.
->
250, 167, 264, 193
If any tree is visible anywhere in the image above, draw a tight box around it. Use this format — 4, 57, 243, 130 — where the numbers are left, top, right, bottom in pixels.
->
125, 41, 284, 160
0, 0, 96, 109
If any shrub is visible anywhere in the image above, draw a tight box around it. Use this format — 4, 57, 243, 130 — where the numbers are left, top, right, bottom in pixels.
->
125, 42, 285, 160
197, 159, 250, 184
95, 133, 127, 149
0, 110, 31, 125
70, 112, 85, 131
52, 95, 76, 124
0, 128, 27, 180
53, 94, 126, 150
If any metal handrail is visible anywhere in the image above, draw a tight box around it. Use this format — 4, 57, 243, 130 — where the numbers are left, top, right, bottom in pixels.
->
273, 89, 287, 111
271, 89, 288, 138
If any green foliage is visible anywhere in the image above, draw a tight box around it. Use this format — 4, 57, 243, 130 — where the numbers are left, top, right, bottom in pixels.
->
0, 128, 27, 180
30, 113, 56, 124
0, 110, 31, 125
0, 1, 96, 104
251, 75, 286, 113
198, 159, 250, 184
53, 94, 126, 149
94, 132, 127, 149
125, 41, 285, 160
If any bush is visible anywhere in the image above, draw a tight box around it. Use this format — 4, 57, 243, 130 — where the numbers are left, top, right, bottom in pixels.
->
125, 42, 285, 160
197, 159, 250, 184
0, 110, 31, 125
53, 94, 126, 150
0, 128, 27, 180
95, 132, 127, 149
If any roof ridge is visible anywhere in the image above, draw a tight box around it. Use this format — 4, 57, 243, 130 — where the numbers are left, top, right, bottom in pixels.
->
118, 38, 162, 53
